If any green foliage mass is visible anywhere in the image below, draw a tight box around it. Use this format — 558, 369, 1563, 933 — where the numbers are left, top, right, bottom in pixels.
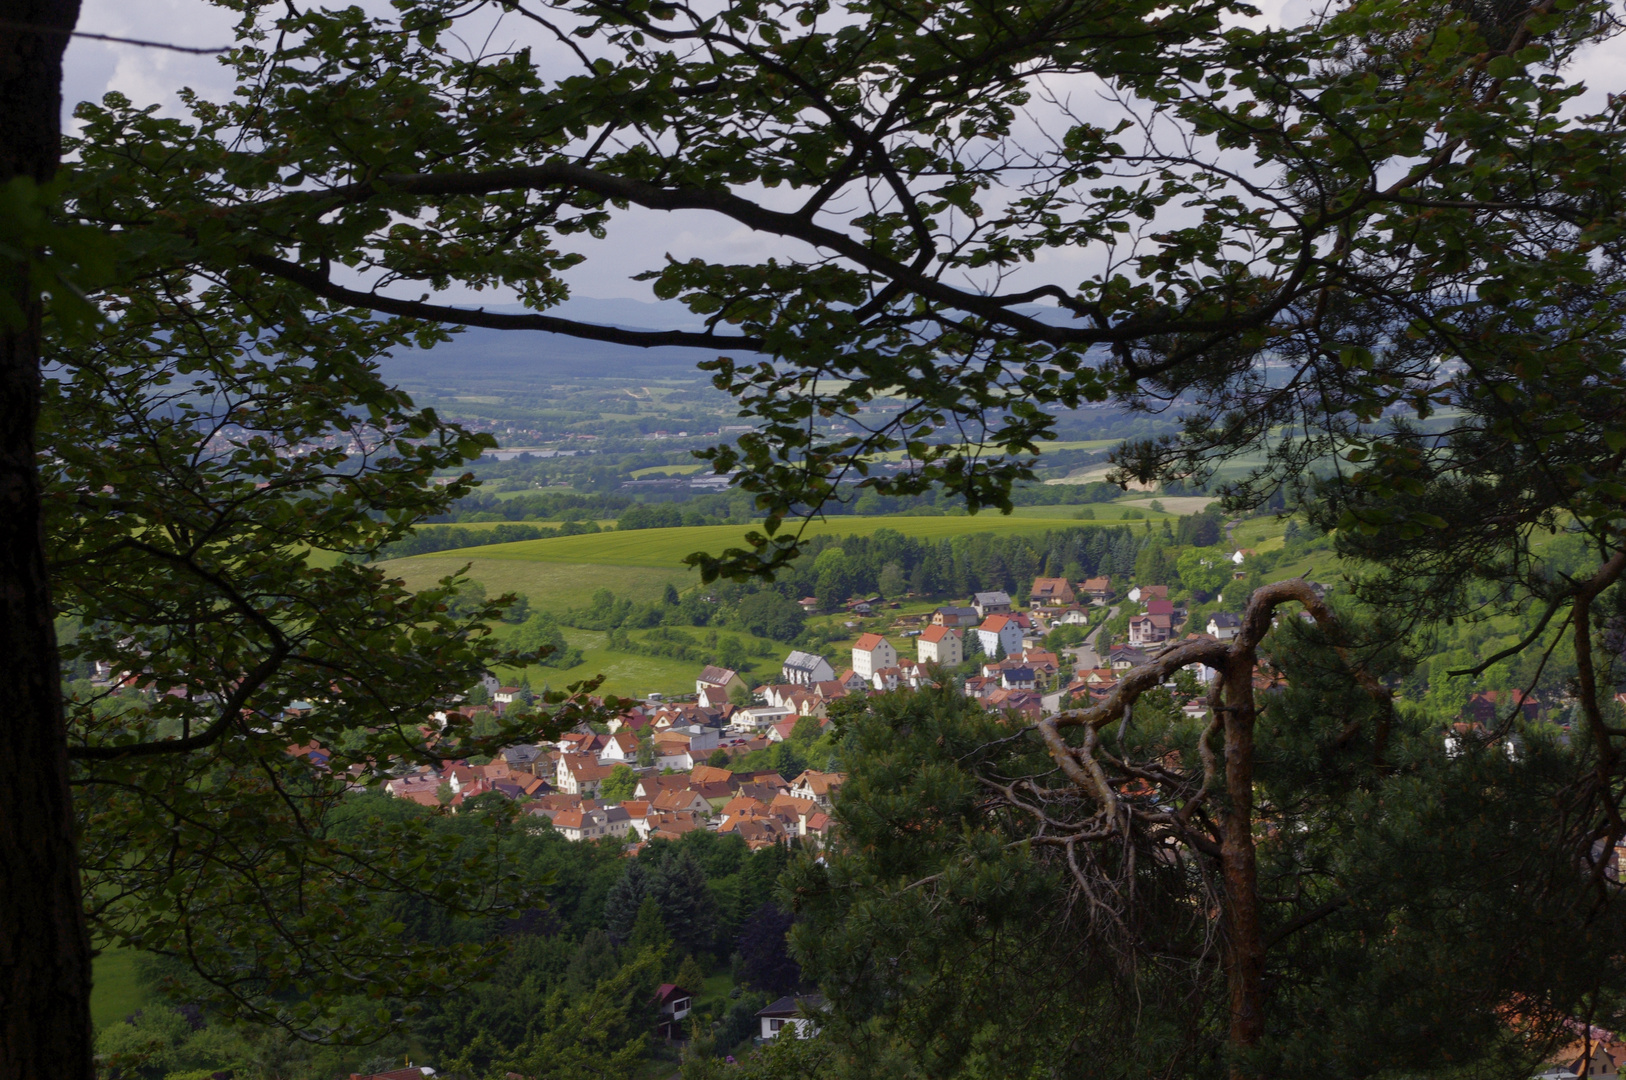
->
778, 640, 1626, 1078
509, 611, 584, 668
39, 0, 1626, 1068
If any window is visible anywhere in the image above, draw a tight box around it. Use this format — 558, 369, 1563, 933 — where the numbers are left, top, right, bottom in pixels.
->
769, 1018, 785, 1032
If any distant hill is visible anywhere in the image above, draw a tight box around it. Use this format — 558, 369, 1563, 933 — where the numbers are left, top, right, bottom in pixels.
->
373, 296, 1082, 387
373, 296, 746, 386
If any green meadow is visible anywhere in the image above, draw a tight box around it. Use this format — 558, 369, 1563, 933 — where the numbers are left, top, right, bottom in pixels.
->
91, 948, 144, 1029
389, 513, 1112, 572
477, 622, 795, 698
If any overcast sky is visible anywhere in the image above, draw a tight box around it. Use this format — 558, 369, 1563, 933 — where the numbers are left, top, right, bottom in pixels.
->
61, 0, 1626, 310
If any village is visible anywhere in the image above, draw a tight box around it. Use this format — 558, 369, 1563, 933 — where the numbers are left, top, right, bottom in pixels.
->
347, 563, 1316, 854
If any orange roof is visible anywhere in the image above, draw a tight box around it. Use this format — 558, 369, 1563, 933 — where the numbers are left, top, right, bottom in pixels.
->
919, 624, 956, 643
721, 795, 770, 819
854, 633, 888, 651
771, 793, 820, 816
792, 770, 845, 795
980, 614, 1012, 630
652, 788, 704, 811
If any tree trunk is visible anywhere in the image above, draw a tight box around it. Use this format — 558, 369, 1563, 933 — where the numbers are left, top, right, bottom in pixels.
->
0, 2, 93, 1079
1219, 653, 1265, 1078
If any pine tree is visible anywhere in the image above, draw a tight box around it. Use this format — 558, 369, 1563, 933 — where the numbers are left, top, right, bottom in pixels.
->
673, 954, 708, 996
563, 929, 621, 996
626, 896, 671, 954
648, 849, 718, 958
604, 863, 649, 944
735, 904, 800, 996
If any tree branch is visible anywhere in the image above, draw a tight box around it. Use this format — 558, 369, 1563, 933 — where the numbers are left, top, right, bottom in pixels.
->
241, 255, 765, 351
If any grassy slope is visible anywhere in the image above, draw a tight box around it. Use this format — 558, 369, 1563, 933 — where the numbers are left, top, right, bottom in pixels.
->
480, 617, 796, 698
383, 559, 689, 613
91, 948, 144, 1029
383, 510, 1345, 693
1228, 514, 1342, 582
1121, 496, 1219, 515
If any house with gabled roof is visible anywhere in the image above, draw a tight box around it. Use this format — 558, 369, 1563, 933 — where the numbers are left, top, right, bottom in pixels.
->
895, 659, 932, 690
851, 634, 896, 680
1001, 666, 1037, 691
689, 763, 736, 788
972, 591, 1012, 618
719, 793, 770, 823
550, 806, 611, 841
721, 816, 792, 850
789, 770, 844, 808
558, 731, 606, 758
932, 604, 979, 628
607, 709, 651, 735
619, 799, 651, 834
1081, 576, 1112, 600
781, 650, 835, 686
1550, 1035, 1623, 1080
811, 679, 851, 703
651, 788, 712, 817
1108, 645, 1151, 670
983, 688, 1043, 721
870, 665, 903, 692
500, 743, 544, 774
1049, 604, 1092, 625
647, 810, 706, 841
599, 729, 641, 763
1030, 577, 1076, 606
1128, 611, 1173, 647
1127, 584, 1169, 604
696, 665, 747, 701
975, 614, 1024, 659
832, 668, 869, 693
759, 683, 798, 709
652, 739, 696, 772
738, 779, 789, 804
917, 623, 963, 666
635, 773, 688, 800
1021, 648, 1060, 676
758, 994, 826, 1041
654, 982, 695, 1041
556, 753, 615, 796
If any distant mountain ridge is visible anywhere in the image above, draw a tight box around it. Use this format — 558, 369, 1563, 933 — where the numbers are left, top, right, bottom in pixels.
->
373, 296, 1077, 387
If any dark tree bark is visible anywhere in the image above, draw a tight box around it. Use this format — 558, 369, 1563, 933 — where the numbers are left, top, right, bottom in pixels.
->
1218, 625, 1266, 1073
0, 2, 93, 1079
